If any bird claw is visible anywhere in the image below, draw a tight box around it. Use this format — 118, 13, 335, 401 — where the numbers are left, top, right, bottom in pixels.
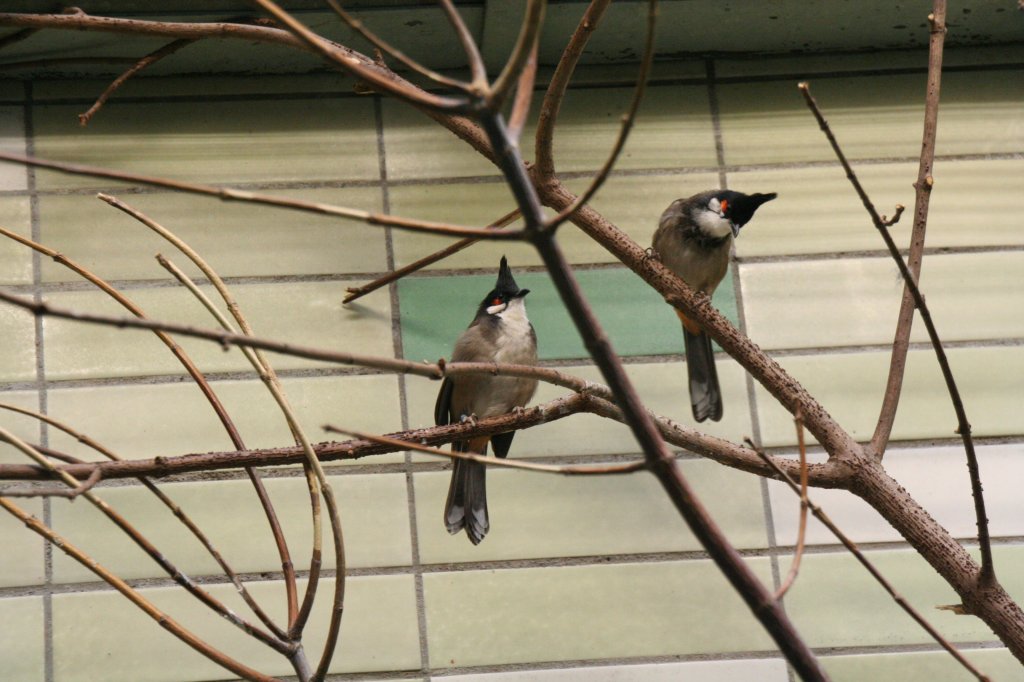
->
460, 414, 479, 427
644, 246, 660, 261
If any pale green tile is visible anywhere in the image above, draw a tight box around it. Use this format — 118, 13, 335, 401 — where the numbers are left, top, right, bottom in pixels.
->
33, 97, 379, 189
415, 457, 767, 564
785, 549, 998, 648
0, 298, 36, 383
43, 282, 391, 379
423, 559, 776, 669
730, 163, 915, 258
38, 186, 386, 282
719, 71, 1023, 166
382, 100, 501, 180
446, 659, 789, 682
927, 158, 1024, 249
0, 596, 44, 682
822, 648, 1021, 682
47, 374, 403, 463
756, 347, 1024, 448
0, 195, 33, 285
770, 443, 1024, 548
404, 361, 753, 460
520, 85, 718, 171
0, 497, 45, 588
0, 391, 43, 465
52, 575, 420, 681
718, 75, 925, 165
741, 252, 1024, 350
939, 70, 1024, 156
51, 472, 411, 583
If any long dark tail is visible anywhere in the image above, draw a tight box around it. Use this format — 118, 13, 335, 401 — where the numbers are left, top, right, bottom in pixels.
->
683, 326, 723, 422
444, 444, 489, 545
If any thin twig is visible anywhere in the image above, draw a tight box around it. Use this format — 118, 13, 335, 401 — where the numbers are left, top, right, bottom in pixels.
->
752, 448, 991, 682
0, 151, 525, 240
78, 39, 195, 126
438, 0, 487, 90
324, 425, 647, 475
488, 0, 546, 109
544, 0, 658, 230
0, 497, 281, 682
773, 411, 809, 600
342, 208, 521, 304
506, 38, 538, 144
798, 78, 993, 586
0, 468, 101, 499
872, 2, 947, 456
324, 0, 468, 92
251, 0, 467, 113
534, 0, 612, 179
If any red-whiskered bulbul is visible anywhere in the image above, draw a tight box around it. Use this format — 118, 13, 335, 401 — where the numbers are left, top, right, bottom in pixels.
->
652, 190, 776, 422
434, 256, 538, 544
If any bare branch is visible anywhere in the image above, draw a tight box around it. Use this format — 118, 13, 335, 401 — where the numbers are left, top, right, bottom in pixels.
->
872, 1, 948, 455
799, 78, 993, 585
342, 208, 521, 304
754, 449, 991, 682
438, 0, 487, 89
773, 413, 809, 600
324, 0, 468, 92
0, 497, 282, 682
544, 0, 657, 230
488, 0, 546, 109
78, 39, 196, 126
506, 38, 539, 143
534, 0, 612, 180
324, 424, 647, 475
251, 0, 467, 113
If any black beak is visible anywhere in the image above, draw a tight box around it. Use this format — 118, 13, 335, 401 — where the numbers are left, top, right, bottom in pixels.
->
515, 288, 530, 298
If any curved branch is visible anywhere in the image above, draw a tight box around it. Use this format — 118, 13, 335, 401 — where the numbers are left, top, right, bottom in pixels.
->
488, 0, 546, 109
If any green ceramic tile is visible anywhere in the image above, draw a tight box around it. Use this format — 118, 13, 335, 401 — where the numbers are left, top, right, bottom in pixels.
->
729, 163, 915, 258
718, 75, 926, 165
0, 390, 44, 466
0, 195, 33, 285
51, 472, 411, 583
821, 648, 1020, 682
0, 78, 23, 104
519, 85, 718, 172
398, 267, 737, 363
404, 361, 753, 459
0, 105, 27, 191
423, 559, 776, 669
0, 596, 44, 682
38, 186, 386, 282
755, 347, 1024, 448
445, 659, 789, 682
0, 497, 44, 588
741, 252, 1024, 350
382, 99, 502, 180
52, 575, 420, 681
414, 457, 767, 564
32, 97, 379, 189
0, 298, 36, 383
47, 374, 403, 463
43, 281, 391, 379
785, 549, 999, 648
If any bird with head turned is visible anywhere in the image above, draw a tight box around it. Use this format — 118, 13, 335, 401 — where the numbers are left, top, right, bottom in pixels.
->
652, 189, 776, 422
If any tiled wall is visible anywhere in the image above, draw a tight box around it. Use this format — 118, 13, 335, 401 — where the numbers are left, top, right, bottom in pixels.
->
1, 46, 1023, 682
